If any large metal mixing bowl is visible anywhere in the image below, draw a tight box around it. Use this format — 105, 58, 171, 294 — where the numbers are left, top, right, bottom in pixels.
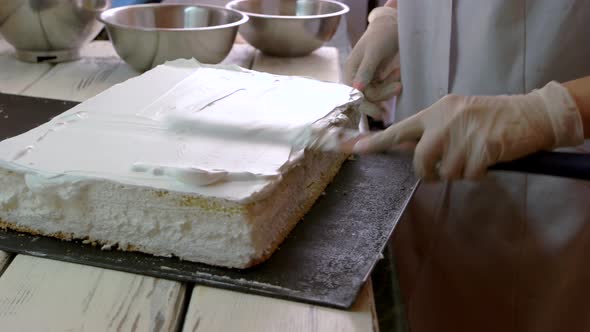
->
0, 0, 111, 63
99, 4, 248, 72
225, 0, 349, 57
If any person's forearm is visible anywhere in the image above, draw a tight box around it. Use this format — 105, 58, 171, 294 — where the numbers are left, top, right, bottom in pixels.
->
563, 76, 590, 138
385, 0, 397, 8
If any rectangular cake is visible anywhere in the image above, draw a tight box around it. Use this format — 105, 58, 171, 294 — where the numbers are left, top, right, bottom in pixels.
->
0, 59, 361, 268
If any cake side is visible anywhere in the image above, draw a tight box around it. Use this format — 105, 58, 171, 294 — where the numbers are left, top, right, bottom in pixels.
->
0, 167, 255, 267
0, 149, 348, 268
244, 150, 349, 268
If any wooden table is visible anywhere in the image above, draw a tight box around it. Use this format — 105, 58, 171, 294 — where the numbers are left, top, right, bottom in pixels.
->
0, 38, 379, 331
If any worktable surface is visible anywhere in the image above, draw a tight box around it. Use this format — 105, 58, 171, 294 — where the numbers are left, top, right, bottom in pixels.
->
0, 30, 384, 330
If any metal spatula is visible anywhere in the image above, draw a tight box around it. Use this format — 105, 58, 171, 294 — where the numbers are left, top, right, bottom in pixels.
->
490, 151, 590, 180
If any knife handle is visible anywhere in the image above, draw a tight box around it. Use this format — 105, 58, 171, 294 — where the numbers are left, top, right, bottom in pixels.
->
490, 151, 590, 181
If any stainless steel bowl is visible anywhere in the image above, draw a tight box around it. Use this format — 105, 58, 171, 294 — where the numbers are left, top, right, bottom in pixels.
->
226, 0, 349, 57
99, 4, 248, 72
0, 0, 111, 63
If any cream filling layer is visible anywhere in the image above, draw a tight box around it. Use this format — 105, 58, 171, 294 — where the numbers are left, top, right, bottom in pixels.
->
0, 59, 362, 203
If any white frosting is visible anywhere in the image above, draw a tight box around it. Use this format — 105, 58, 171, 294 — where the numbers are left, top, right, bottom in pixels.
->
0, 59, 362, 203
164, 112, 360, 152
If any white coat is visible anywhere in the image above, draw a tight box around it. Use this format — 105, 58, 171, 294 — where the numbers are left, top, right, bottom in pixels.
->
391, 1, 590, 331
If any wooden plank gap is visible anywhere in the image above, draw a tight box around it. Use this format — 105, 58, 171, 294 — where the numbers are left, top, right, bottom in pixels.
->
0, 252, 14, 278
172, 283, 195, 332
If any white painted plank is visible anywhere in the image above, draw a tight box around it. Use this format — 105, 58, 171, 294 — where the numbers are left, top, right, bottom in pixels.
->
183, 281, 377, 332
0, 55, 52, 95
220, 43, 256, 68
252, 47, 342, 83
79, 40, 120, 58
0, 40, 123, 98
0, 255, 186, 332
21, 57, 138, 102
21, 41, 136, 102
21, 41, 256, 102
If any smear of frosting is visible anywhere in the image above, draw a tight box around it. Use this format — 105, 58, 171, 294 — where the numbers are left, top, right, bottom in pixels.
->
131, 162, 280, 187
12, 145, 34, 161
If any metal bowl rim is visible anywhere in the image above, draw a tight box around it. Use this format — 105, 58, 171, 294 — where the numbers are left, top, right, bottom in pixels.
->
98, 3, 249, 32
225, 0, 349, 20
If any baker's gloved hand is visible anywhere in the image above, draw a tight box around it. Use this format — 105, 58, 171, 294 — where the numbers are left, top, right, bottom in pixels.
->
353, 81, 585, 180
344, 6, 401, 120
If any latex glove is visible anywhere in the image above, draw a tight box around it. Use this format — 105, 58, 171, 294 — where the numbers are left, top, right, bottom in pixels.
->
344, 7, 401, 119
353, 81, 585, 180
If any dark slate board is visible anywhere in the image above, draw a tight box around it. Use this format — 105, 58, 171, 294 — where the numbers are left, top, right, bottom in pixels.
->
0, 92, 418, 309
